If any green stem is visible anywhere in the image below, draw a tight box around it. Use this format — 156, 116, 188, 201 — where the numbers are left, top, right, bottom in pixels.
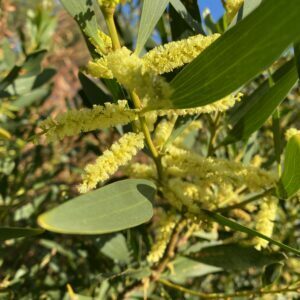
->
158, 278, 299, 299
103, 9, 164, 183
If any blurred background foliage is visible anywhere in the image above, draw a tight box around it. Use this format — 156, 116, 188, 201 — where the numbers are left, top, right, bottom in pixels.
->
0, 0, 300, 299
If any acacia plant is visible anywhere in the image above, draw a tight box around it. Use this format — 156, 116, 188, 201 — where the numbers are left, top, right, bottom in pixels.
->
29, 0, 300, 298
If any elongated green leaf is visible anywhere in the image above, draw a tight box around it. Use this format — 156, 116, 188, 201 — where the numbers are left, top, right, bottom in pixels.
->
222, 61, 298, 144
135, 0, 169, 55
278, 134, 300, 199
0, 66, 21, 92
60, 0, 104, 55
170, 0, 300, 108
262, 262, 284, 287
38, 179, 156, 234
0, 227, 44, 241
202, 209, 300, 255
294, 42, 300, 79
191, 244, 285, 271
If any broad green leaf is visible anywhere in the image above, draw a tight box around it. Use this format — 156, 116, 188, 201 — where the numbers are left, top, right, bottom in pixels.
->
164, 256, 220, 283
278, 134, 300, 199
60, 0, 104, 55
191, 244, 285, 271
13, 85, 52, 108
170, 0, 300, 108
135, 0, 169, 55
222, 60, 298, 144
101, 234, 131, 264
202, 209, 300, 255
38, 179, 156, 235
0, 227, 44, 241
33, 68, 56, 89
0, 66, 21, 92
169, 0, 204, 39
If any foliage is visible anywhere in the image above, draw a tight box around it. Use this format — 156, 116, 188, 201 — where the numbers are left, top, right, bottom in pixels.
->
1, 0, 300, 299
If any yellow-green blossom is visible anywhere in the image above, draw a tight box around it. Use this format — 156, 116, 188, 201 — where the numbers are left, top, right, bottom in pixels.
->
147, 212, 178, 264
105, 47, 173, 108
154, 118, 176, 150
39, 100, 137, 142
142, 34, 220, 75
225, 0, 244, 22
163, 146, 276, 192
86, 58, 113, 79
285, 128, 300, 140
98, 0, 119, 8
157, 93, 242, 117
78, 132, 144, 193
253, 196, 278, 250
123, 162, 157, 180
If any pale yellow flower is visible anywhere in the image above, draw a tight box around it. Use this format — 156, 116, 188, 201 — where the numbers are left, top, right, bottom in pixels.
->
78, 132, 144, 193
98, 0, 119, 8
105, 47, 173, 108
253, 196, 278, 250
147, 212, 178, 264
154, 118, 176, 150
225, 0, 244, 22
39, 100, 137, 142
142, 34, 220, 75
86, 58, 113, 79
285, 128, 300, 140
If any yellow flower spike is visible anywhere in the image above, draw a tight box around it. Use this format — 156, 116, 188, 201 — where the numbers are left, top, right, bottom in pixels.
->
78, 132, 144, 193
285, 128, 300, 140
105, 47, 173, 108
98, 0, 120, 8
253, 196, 278, 250
142, 34, 220, 75
147, 212, 178, 264
86, 58, 113, 79
225, 0, 244, 23
39, 100, 138, 143
157, 93, 243, 117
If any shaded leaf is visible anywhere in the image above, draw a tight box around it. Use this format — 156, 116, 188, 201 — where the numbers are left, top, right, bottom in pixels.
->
38, 179, 156, 235
191, 244, 285, 271
0, 227, 44, 241
262, 262, 284, 287
170, 0, 300, 108
294, 42, 300, 79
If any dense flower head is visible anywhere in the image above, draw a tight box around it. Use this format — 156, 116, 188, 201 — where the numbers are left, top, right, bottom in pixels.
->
285, 127, 300, 140
98, 0, 119, 8
225, 0, 244, 22
106, 47, 173, 108
39, 100, 137, 142
78, 132, 145, 193
142, 34, 220, 75
253, 196, 278, 250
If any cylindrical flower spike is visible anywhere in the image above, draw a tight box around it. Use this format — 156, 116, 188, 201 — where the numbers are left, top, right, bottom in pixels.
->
78, 132, 145, 193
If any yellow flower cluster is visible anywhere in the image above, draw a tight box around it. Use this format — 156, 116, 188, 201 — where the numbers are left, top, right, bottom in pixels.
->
285, 127, 300, 140
106, 47, 173, 108
147, 212, 178, 264
163, 146, 276, 193
142, 34, 220, 75
157, 93, 243, 117
39, 100, 137, 142
225, 0, 244, 22
87, 58, 113, 79
98, 0, 119, 8
78, 132, 144, 193
122, 163, 157, 180
154, 118, 176, 150
253, 196, 278, 250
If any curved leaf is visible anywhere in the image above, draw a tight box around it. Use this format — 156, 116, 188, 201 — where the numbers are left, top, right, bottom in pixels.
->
38, 179, 156, 235
0, 227, 44, 241
170, 0, 300, 108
